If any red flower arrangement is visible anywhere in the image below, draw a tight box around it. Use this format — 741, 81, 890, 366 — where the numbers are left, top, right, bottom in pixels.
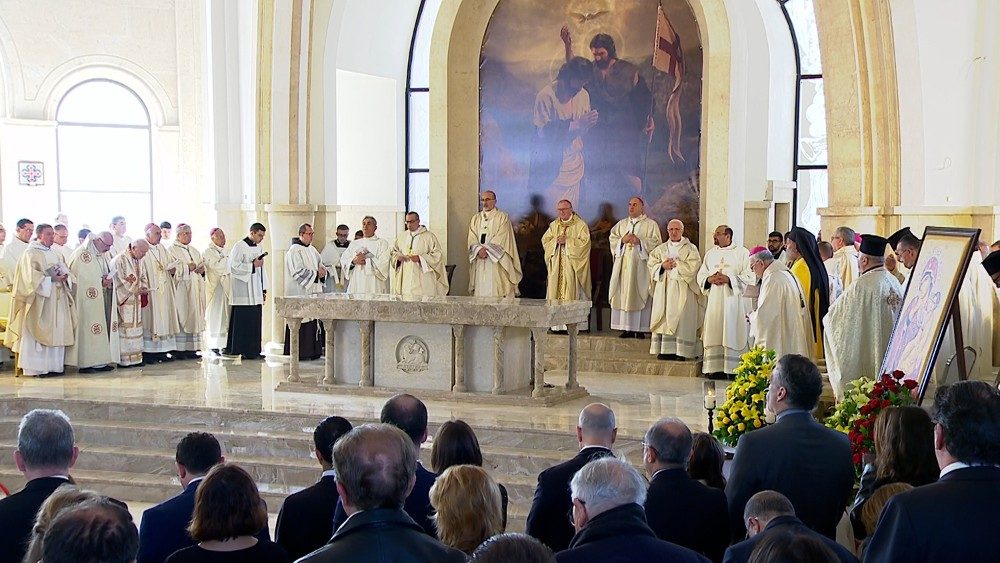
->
847, 370, 919, 469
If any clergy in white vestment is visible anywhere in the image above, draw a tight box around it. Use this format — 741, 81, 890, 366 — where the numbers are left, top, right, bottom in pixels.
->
819, 241, 845, 303
140, 223, 181, 363
319, 224, 351, 293
4, 224, 76, 376
110, 215, 132, 257
542, 199, 591, 332
608, 197, 661, 337
226, 222, 268, 359
113, 240, 150, 367
748, 250, 812, 361
203, 228, 231, 353
697, 225, 755, 378
468, 190, 522, 298
390, 212, 449, 297
341, 216, 391, 295
51, 224, 73, 265
168, 224, 207, 358
829, 226, 860, 288
945, 246, 995, 381
283, 223, 327, 360
66, 231, 118, 372
823, 235, 903, 400
0, 219, 33, 291
648, 219, 702, 360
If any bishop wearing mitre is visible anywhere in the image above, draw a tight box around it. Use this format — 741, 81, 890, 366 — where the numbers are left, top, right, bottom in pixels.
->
698, 225, 755, 379
608, 197, 662, 338
342, 216, 391, 295
468, 190, 522, 298
648, 220, 702, 360
66, 231, 118, 372
542, 199, 591, 332
203, 228, 231, 354
113, 240, 150, 367
391, 212, 449, 297
284, 223, 327, 360
5, 224, 76, 376
169, 224, 206, 358
140, 223, 181, 363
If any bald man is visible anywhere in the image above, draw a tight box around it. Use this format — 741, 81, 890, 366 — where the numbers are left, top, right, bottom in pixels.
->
66, 231, 118, 372
468, 190, 522, 297
647, 220, 702, 360
114, 239, 150, 367
542, 199, 592, 332
608, 197, 662, 338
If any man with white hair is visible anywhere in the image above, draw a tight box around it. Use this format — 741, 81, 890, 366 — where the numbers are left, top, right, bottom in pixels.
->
113, 239, 151, 367
647, 219, 702, 360
169, 224, 206, 359
66, 231, 118, 372
0, 409, 79, 563
608, 197, 661, 338
748, 249, 812, 360
527, 403, 616, 552
828, 226, 860, 288
557, 457, 706, 562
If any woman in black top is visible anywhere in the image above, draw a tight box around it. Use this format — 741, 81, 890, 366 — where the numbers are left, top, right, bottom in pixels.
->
165, 463, 290, 563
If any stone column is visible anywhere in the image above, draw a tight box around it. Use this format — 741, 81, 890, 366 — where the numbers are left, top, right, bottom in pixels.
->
286, 317, 301, 383
360, 320, 374, 387
452, 325, 466, 392
491, 325, 505, 395
322, 319, 336, 384
567, 322, 579, 390
531, 327, 546, 397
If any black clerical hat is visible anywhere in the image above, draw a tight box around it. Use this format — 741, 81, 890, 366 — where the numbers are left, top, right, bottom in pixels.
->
887, 227, 913, 251
984, 250, 1000, 277
859, 234, 889, 257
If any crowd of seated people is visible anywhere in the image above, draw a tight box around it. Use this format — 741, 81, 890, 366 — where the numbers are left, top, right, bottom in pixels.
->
0, 359, 996, 563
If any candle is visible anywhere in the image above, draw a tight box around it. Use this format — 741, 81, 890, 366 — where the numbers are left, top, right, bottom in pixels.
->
703, 380, 717, 410
704, 394, 716, 410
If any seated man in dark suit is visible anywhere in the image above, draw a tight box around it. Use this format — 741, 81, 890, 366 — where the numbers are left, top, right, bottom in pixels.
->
643, 417, 730, 562
331, 394, 437, 535
557, 457, 708, 563
725, 354, 854, 541
276, 415, 353, 559
864, 381, 1000, 562
0, 409, 79, 563
137, 432, 269, 563
724, 490, 857, 563
299, 423, 466, 562
526, 403, 617, 552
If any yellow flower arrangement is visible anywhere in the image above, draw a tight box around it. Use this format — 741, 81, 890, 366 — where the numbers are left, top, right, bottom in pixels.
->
712, 346, 776, 447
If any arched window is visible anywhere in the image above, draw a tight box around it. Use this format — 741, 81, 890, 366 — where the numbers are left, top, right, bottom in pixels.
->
405, 0, 442, 222
56, 79, 153, 232
779, 0, 827, 235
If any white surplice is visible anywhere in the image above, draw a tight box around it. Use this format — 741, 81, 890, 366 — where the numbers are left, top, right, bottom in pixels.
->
341, 236, 391, 295
698, 244, 755, 374
229, 238, 268, 306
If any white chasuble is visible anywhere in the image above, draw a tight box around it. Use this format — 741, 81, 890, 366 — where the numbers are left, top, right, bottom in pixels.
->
608, 215, 661, 331
390, 227, 449, 297
169, 242, 207, 351
203, 243, 231, 350
468, 208, 523, 298
542, 214, 591, 331
320, 240, 350, 292
749, 261, 812, 361
0, 237, 29, 291
648, 238, 702, 358
66, 235, 118, 368
341, 236, 391, 295
698, 244, 755, 374
229, 239, 268, 306
141, 243, 181, 352
113, 252, 148, 366
831, 246, 860, 289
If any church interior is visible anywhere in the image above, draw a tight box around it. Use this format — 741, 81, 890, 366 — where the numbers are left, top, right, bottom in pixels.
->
0, 1, 998, 561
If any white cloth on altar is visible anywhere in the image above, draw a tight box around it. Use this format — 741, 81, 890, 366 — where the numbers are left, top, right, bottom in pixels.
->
749, 260, 812, 360
698, 244, 754, 374
341, 236, 391, 295
608, 215, 661, 332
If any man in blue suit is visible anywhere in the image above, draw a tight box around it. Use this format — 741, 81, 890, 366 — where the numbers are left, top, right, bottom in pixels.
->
331, 394, 437, 535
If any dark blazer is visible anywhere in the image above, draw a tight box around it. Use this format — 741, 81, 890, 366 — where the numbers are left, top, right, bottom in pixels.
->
725, 411, 854, 541
723, 515, 858, 563
138, 480, 271, 563
555, 503, 709, 563
645, 467, 731, 563
863, 466, 1000, 563
331, 462, 437, 536
275, 474, 340, 560
298, 507, 466, 563
526, 446, 614, 552
0, 476, 71, 563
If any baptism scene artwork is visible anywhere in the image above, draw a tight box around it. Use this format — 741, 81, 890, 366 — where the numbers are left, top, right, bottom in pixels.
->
479, 0, 703, 298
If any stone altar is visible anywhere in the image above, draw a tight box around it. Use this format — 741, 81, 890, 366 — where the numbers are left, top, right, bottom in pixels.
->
275, 294, 592, 405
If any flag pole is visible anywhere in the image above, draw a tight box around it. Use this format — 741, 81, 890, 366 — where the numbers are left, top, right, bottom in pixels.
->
642, 1, 666, 202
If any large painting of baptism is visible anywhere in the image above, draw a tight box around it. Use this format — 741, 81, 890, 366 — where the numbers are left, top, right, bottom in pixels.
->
480, 0, 703, 298
880, 227, 980, 403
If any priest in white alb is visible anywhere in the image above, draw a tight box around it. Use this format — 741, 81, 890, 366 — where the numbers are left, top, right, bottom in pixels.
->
169, 224, 207, 359
748, 250, 812, 360
828, 226, 860, 288
139, 223, 181, 363
468, 190, 522, 298
542, 199, 591, 332
608, 197, 661, 338
341, 216, 391, 295
110, 216, 132, 256
283, 223, 327, 360
226, 223, 268, 359
0, 218, 34, 291
697, 225, 755, 379
391, 212, 449, 297
113, 239, 150, 367
823, 235, 903, 399
647, 220, 702, 360
66, 231, 118, 373
203, 228, 231, 354
4, 224, 76, 377
320, 224, 351, 293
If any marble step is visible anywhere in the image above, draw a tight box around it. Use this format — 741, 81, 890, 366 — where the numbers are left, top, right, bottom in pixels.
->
545, 349, 702, 377
544, 333, 658, 353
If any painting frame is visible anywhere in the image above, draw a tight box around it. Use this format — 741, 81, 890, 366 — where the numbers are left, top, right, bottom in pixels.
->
879, 226, 981, 404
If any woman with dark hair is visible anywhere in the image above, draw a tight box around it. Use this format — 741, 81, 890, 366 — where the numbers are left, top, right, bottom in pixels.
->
747, 528, 840, 563
431, 420, 509, 527
165, 463, 289, 562
687, 432, 726, 490
850, 406, 938, 542
784, 227, 830, 359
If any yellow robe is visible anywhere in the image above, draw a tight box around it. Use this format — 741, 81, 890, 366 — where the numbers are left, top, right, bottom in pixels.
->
390, 227, 449, 297
468, 208, 522, 298
790, 258, 824, 359
541, 214, 592, 302
4, 242, 76, 352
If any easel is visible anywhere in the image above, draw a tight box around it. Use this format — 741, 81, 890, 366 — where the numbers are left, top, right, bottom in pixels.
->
949, 300, 969, 381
